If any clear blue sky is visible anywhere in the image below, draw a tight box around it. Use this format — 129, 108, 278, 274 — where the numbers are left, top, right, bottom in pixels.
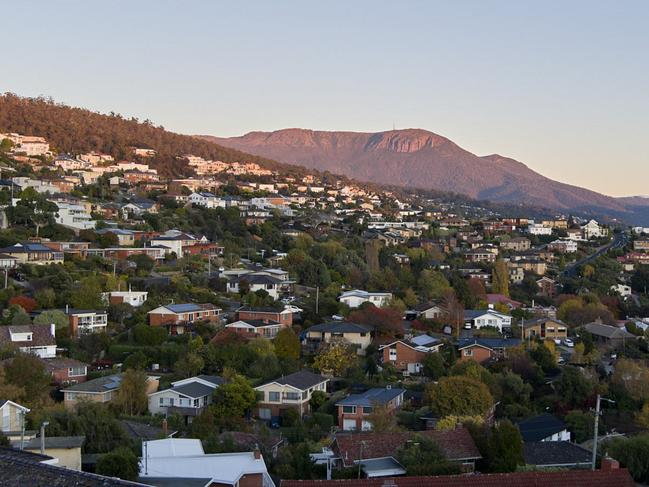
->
3, 1, 648, 196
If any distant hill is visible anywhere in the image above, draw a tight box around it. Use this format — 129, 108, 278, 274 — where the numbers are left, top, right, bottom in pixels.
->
0, 94, 301, 178
204, 128, 648, 224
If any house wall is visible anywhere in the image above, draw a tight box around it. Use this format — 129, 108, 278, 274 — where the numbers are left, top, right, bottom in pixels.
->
337, 395, 403, 431
1, 403, 26, 433
51, 367, 87, 386
237, 310, 292, 326
64, 391, 112, 410
382, 342, 428, 371
459, 347, 492, 364
26, 446, 82, 471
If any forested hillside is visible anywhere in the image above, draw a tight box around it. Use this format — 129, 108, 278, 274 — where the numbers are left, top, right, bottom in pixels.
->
0, 93, 299, 177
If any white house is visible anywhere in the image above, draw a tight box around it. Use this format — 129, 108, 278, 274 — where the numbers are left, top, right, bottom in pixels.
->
338, 289, 393, 309
148, 375, 224, 422
464, 309, 512, 332
188, 192, 225, 209
581, 220, 608, 239
1, 399, 30, 435
139, 438, 275, 487
53, 202, 96, 230
101, 289, 148, 307
611, 284, 632, 297
227, 274, 284, 300
0, 324, 57, 359
527, 223, 553, 235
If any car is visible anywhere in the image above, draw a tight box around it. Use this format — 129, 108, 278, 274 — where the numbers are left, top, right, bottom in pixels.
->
464, 323, 472, 330
332, 314, 344, 321
562, 338, 574, 348
553, 338, 562, 345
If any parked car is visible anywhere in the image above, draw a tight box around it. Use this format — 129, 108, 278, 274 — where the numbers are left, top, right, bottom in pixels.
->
562, 338, 574, 348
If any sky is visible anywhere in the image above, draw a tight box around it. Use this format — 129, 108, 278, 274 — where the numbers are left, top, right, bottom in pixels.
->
2, 1, 648, 197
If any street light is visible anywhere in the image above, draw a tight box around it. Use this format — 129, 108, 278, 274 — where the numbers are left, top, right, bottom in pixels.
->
591, 394, 615, 470
40, 421, 50, 456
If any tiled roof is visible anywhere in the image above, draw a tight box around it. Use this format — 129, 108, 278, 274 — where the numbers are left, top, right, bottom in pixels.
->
336, 388, 405, 407
308, 322, 372, 334
262, 370, 327, 390
171, 382, 216, 399
517, 414, 567, 442
63, 373, 122, 393
21, 436, 85, 449
280, 469, 635, 487
523, 441, 591, 467
333, 428, 481, 468
0, 324, 55, 348
0, 448, 147, 486
457, 338, 521, 350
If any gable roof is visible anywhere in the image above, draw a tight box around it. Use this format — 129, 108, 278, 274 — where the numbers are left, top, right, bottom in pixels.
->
333, 428, 481, 468
517, 414, 567, 442
0, 325, 55, 348
260, 370, 327, 391
336, 388, 405, 408
22, 436, 86, 450
63, 373, 122, 393
523, 441, 591, 467
457, 338, 521, 350
280, 469, 635, 487
308, 322, 372, 334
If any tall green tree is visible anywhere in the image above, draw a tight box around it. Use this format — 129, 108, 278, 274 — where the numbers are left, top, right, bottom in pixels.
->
274, 328, 301, 360
491, 259, 509, 297
487, 420, 524, 472
96, 447, 139, 481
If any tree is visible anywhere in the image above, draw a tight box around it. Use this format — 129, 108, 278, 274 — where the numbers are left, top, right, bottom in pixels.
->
396, 434, 459, 476
366, 403, 400, 432
70, 276, 104, 309
491, 259, 509, 297
418, 270, 451, 301
348, 305, 403, 337
487, 420, 524, 472
435, 415, 484, 431
96, 447, 139, 480
423, 352, 446, 380
174, 352, 205, 378
565, 410, 599, 443
211, 374, 257, 419
313, 343, 358, 376
611, 359, 649, 403
8, 295, 38, 312
274, 328, 300, 360
425, 376, 494, 417
114, 369, 148, 416
605, 434, 649, 483
33, 309, 68, 330
555, 366, 594, 407
309, 390, 327, 412
3, 354, 51, 408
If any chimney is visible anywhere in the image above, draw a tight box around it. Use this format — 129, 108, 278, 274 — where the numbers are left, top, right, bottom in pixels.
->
162, 418, 168, 437
65, 304, 69, 314
601, 457, 620, 471
488, 303, 494, 310
50, 323, 56, 338
253, 444, 261, 460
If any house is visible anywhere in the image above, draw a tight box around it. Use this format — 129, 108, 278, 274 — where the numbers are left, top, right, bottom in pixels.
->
66, 309, 108, 337
236, 306, 294, 327
62, 373, 159, 410
486, 294, 522, 310
523, 318, 568, 341
412, 302, 446, 320
148, 375, 224, 423
331, 427, 481, 475
633, 238, 649, 251
0, 253, 17, 269
547, 239, 578, 253
463, 309, 512, 331
336, 387, 406, 431
280, 468, 634, 487
0, 324, 56, 358
121, 198, 158, 217
517, 414, 570, 442
536, 276, 557, 298
304, 322, 373, 354
500, 237, 531, 252
457, 338, 521, 364
465, 247, 498, 263
102, 289, 148, 307
52, 202, 96, 231
188, 191, 224, 209
0, 242, 63, 265
379, 335, 443, 374
611, 283, 632, 297
39, 357, 88, 386
254, 370, 328, 420
227, 274, 284, 300
338, 290, 393, 309
527, 223, 553, 235
0, 400, 30, 436
95, 228, 136, 246
583, 321, 635, 347
147, 303, 222, 334
21, 436, 85, 471
0, 447, 148, 486
225, 319, 285, 339
582, 219, 608, 239
138, 438, 275, 487
523, 441, 592, 469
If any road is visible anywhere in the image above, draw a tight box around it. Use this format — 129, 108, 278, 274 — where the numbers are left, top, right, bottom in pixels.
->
562, 231, 628, 278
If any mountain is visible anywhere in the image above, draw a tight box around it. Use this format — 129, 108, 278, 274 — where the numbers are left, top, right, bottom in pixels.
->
204, 128, 645, 222
0, 94, 305, 178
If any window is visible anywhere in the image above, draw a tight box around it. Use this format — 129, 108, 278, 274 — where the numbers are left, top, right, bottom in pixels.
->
159, 397, 164, 405
464, 349, 473, 356
342, 406, 356, 414
169, 398, 174, 406
284, 392, 300, 401
69, 367, 86, 377
269, 391, 280, 402
363, 407, 373, 414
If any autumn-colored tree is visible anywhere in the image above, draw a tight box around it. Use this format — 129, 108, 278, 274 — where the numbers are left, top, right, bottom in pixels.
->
425, 375, 493, 416
348, 305, 404, 337
442, 290, 464, 337
491, 259, 509, 297
274, 328, 301, 360
313, 343, 358, 376
435, 415, 484, 431
8, 295, 38, 313
612, 359, 649, 402
3, 354, 51, 408
366, 403, 401, 432
467, 278, 487, 302
114, 369, 148, 416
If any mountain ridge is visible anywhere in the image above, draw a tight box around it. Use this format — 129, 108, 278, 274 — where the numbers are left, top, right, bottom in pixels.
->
202, 128, 635, 218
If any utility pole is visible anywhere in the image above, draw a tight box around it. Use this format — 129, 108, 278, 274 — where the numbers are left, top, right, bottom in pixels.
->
591, 394, 615, 470
315, 286, 319, 315
40, 421, 49, 455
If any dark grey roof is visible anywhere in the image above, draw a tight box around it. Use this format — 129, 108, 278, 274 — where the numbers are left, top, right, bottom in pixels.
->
63, 373, 122, 393
336, 388, 406, 407
523, 441, 592, 467
0, 447, 53, 462
517, 414, 567, 442
308, 322, 372, 334
267, 370, 327, 390
0, 449, 147, 486
21, 435, 85, 449
584, 322, 634, 339
138, 478, 211, 487
457, 338, 521, 350
196, 375, 225, 386
119, 420, 167, 441
172, 382, 215, 398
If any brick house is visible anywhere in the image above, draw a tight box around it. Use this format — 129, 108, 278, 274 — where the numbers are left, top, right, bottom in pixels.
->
379, 335, 443, 374
336, 387, 406, 431
236, 307, 294, 327
0, 324, 56, 358
225, 319, 285, 339
457, 338, 521, 364
62, 373, 159, 410
523, 318, 568, 341
40, 357, 88, 386
148, 303, 222, 334
254, 370, 328, 421
66, 309, 108, 337
101, 289, 148, 307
